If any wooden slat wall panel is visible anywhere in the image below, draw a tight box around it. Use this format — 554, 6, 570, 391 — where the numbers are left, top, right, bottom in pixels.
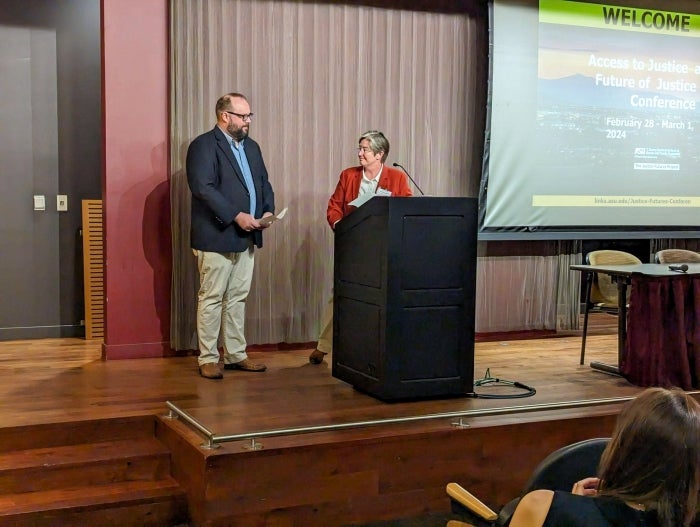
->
82, 200, 104, 340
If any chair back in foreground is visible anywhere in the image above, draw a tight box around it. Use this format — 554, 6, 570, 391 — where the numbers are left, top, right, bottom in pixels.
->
446, 438, 609, 527
655, 248, 700, 264
518, 437, 609, 495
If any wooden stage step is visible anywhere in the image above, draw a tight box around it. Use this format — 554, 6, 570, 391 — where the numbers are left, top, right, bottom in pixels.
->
0, 416, 188, 526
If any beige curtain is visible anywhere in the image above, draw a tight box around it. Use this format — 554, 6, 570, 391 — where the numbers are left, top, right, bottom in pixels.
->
557, 241, 583, 331
170, 0, 483, 348
475, 239, 582, 333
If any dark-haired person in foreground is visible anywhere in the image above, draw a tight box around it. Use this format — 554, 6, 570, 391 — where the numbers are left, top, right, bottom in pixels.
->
187, 92, 275, 379
510, 387, 700, 527
308, 130, 412, 364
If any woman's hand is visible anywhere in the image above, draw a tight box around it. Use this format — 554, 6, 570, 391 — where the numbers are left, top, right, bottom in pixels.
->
572, 477, 600, 496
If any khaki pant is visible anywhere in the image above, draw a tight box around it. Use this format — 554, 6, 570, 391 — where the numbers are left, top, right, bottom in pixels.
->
317, 295, 333, 354
194, 248, 255, 366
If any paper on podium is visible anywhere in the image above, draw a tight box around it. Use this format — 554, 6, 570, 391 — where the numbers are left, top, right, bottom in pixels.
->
258, 207, 288, 227
348, 188, 392, 208
348, 194, 373, 208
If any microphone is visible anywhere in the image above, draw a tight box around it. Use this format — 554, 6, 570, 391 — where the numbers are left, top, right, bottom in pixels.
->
669, 264, 689, 273
392, 162, 425, 196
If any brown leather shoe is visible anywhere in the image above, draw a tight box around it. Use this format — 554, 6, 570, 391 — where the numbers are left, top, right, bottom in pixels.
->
199, 362, 223, 379
309, 349, 327, 364
224, 358, 267, 372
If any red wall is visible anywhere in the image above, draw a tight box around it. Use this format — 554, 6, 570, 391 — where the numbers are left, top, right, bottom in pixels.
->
101, 0, 171, 359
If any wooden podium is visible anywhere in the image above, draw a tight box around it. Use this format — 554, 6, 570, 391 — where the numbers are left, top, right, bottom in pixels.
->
332, 196, 478, 400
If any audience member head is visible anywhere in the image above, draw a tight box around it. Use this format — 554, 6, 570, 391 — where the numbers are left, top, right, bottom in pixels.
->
597, 387, 700, 527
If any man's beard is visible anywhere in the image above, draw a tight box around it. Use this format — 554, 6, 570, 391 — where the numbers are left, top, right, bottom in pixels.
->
229, 124, 248, 142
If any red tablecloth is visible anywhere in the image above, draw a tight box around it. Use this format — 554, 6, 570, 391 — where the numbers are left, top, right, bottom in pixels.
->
621, 274, 700, 389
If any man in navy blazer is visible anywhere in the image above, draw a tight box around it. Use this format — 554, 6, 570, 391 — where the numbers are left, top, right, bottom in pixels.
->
186, 92, 275, 379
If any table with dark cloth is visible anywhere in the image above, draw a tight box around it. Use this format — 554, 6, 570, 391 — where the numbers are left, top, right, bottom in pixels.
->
571, 263, 700, 389
621, 273, 700, 389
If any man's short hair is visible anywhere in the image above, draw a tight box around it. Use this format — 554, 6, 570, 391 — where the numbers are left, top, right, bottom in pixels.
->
215, 92, 248, 118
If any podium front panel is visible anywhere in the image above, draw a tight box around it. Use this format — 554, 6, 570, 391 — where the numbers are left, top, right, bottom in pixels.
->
397, 305, 463, 381
335, 214, 386, 290
332, 197, 477, 400
399, 215, 467, 290
336, 297, 382, 383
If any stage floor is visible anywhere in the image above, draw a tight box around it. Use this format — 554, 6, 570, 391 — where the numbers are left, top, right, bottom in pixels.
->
0, 318, 677, 525
0, 317, 641, 443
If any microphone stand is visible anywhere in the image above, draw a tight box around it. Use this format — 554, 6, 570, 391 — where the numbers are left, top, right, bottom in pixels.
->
392, 162, 425, 195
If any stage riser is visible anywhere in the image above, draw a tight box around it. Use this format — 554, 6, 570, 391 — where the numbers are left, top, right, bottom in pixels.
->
0, 332, 651, 526
0, 417, 188, 526
158, 411, 619, 526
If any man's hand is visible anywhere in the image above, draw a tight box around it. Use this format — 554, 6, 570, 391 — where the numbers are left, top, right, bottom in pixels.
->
235, 212, 261, 232
258, 212, 274, 230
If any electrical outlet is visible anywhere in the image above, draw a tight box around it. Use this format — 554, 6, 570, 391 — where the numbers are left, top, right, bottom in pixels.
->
34, 195, 46, 211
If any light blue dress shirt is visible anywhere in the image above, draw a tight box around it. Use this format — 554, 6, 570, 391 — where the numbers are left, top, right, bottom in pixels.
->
230, 139, 257, 218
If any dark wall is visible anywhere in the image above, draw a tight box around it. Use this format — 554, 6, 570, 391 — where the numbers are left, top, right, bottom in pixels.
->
1, 0, 101, 335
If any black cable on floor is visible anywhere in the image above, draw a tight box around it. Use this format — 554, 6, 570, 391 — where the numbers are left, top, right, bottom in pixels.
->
473, 368, 536, 399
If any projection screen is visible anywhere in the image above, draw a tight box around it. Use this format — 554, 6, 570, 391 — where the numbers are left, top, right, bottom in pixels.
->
479, 0, 700, 239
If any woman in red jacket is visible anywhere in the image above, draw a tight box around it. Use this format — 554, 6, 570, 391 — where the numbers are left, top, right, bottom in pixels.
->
309, 130, 413, 364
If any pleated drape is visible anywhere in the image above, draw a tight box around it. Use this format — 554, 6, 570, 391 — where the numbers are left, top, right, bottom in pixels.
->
169, 0, 481, 349
622, 274, 700, 389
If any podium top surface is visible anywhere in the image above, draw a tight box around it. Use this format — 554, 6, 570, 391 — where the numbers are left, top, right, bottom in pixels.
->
335, 196, 478, 231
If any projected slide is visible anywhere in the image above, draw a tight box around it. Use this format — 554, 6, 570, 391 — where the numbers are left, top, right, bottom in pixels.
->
481, 0, 700, 236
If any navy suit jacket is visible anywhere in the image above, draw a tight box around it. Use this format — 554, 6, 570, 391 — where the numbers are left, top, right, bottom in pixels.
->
186, 126, 275, 253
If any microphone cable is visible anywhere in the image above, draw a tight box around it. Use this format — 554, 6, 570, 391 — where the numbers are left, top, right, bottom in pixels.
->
473, 368, 536, 399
